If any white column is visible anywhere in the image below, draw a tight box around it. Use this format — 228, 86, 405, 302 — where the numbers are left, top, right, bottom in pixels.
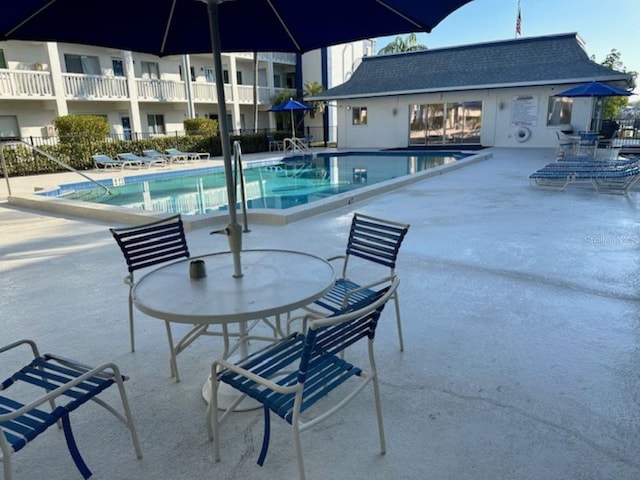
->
227, 54, 241, 132
123, 51, 142, 134
266, 55, 276, 131
44, 42, 68, 117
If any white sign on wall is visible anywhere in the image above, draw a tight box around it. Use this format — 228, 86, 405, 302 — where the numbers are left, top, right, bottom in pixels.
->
510, 95, 539, 126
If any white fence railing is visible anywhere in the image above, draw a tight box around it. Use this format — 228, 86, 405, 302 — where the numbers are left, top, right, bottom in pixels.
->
136, 79, 187, 101
190, 82, 234, 103
63, 73, 128, 99
0, 69, 53, 97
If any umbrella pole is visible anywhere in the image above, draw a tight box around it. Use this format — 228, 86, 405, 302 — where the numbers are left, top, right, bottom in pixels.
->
207, 0, 242, 278
290, 110, 295, 137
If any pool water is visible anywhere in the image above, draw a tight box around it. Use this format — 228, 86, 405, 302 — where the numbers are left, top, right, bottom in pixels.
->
46, 151, 470, 215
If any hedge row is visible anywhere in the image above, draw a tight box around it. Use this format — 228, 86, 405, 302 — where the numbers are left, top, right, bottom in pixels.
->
1, 131, 290, 177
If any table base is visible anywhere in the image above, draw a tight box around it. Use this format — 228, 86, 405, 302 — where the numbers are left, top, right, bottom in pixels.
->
202, 374, 262, 411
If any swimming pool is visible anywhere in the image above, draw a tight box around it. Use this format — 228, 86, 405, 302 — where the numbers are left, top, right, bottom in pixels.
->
21, 149, 490, 227
42, 151, 471, 215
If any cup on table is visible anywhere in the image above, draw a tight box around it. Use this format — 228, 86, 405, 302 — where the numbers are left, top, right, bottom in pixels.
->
189, 259, 207, 279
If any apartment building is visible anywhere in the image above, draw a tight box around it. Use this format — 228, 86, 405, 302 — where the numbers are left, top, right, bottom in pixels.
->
0, 39, 374, 142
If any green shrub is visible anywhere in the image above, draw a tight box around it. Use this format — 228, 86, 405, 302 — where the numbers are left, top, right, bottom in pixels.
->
184, 118, 218, 136
54, 115, 109, 142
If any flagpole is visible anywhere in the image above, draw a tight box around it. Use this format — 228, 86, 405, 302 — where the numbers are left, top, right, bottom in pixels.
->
515, 0, 522, 38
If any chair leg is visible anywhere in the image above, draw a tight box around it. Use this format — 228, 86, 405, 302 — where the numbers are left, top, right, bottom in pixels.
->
3, 450, 12, 480
392, 292, 404, 351
128, 292, 135, 353
369, 343, 386, 455
113, 373, 143, 459
292, 423, 306, 480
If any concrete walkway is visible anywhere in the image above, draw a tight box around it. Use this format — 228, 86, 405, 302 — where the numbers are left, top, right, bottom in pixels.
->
2, 148, 640, 479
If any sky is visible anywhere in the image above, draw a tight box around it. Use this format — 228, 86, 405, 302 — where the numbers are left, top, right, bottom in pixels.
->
375, 0, 640, 96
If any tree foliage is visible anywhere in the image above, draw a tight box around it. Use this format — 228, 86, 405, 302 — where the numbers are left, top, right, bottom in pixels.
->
593, 49, 637, 118
184, 117, 218, 136
303, 81, 325, 118
377, 33, 427, 55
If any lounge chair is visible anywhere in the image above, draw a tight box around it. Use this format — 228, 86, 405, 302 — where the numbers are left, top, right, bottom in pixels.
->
165, 148, 210, 161
118, 152, 166, 168
143, 149, 182, 164
0, 339, 142, 479
529, 162, 640, 194
92, 153, 140, 170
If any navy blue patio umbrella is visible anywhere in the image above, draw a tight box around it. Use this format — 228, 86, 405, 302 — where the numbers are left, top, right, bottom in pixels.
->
555, 81, 632, 132
555, 81, 632, 98
269, 99, 315, 137
1, 0, 474, 277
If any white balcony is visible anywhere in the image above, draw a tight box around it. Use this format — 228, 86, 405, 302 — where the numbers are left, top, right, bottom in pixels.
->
136, 79, 187, 102
0, 69, 53, 98
190, 82, 234, 103
63, 73, 128, 100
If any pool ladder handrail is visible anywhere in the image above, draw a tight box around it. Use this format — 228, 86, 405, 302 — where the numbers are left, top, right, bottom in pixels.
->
0, 139, 111, 196
283, 137, 312, 155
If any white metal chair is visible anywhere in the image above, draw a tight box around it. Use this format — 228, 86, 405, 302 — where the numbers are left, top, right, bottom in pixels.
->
110, 215, 219, 382
207, 277, 398, 480
0, 339, 142, 480
302, 213, 410, 350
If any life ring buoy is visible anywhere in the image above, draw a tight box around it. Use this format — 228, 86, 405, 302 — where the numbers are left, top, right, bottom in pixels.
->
515, 126, 531, 142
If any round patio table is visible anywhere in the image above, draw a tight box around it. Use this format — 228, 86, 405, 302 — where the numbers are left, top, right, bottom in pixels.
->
132, 248, 335, 407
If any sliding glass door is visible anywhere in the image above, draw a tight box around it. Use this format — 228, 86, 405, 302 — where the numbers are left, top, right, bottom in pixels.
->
409, 101, 482, 146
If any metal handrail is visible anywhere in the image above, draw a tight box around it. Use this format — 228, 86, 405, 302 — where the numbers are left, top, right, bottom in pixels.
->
0, 139, 111, 196
283, 137, 312, 155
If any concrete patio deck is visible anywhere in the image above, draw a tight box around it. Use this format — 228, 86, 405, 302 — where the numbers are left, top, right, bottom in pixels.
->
2, 147, 639, 479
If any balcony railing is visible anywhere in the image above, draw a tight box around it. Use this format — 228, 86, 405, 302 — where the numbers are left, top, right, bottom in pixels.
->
62, 73, 128, 99
136, 79, 187, 101
0, 70, 280, 106
0, 69, 53, 98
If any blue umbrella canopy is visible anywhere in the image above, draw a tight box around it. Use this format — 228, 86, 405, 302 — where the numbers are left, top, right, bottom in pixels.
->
269, 99, 316, 136
555, 81, 632, 97
0, 0, 473, 277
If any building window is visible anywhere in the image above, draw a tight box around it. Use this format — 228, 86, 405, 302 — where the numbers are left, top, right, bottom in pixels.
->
140, 61, 160, 80
223, 70, 229, 83
273, 74, 282, 88
547, 97, 572, 126
0, 49, 6, 69
352, 107, 368, 125
64, 54, 100, 74
204, 68, 215, 83
236, 71, 243, 85
147, 114, 165, 135
178, 65, 196, 82
112, 58, 124, 76
0, 115, 19, 139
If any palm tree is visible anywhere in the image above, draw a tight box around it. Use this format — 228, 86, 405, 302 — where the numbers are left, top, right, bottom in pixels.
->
303, 81, 325, 119
377, 32, 427, 55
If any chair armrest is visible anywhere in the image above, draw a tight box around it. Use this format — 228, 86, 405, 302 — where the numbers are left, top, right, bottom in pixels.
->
342, 275, 398, 306
0, 361, 121, 421
0, 338, 39, 358
213, 357, 298, 395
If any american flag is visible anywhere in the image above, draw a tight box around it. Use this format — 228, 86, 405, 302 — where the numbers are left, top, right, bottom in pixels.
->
515, 2, 522, 36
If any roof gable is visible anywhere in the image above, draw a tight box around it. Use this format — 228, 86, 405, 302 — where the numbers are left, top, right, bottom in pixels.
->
315, 33, 631, 100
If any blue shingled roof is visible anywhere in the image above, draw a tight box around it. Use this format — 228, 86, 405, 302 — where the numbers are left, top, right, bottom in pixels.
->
312, 33, 631, 100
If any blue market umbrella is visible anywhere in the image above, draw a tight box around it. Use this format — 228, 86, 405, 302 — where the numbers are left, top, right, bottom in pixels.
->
555, 81, 632, 132
0, 0, 473, 277
269, 99, 315, 137
555, 81, 632, 98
